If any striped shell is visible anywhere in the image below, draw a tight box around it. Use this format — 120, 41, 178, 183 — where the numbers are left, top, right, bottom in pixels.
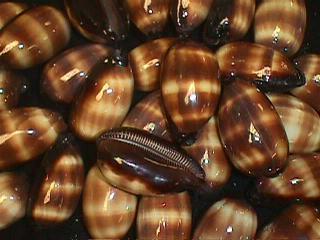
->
83, 165, 137, 239
291, 54, 320, 112
70, 58, 134, 141
124, 0, 170, 36
268, 94, 320, 153
203, 0, 255, 46
256, 153, 320, 201
28, 135, 84, 225
0, 107, 66, 170
193, 198, 258, 240
0, 2, 28, 30
137, 192, 192, 240
122, 91, 172, 141
161, 41, 221, 142
42, 44, 112, 104
254, 0, 306, 57
0, 6, 70, 69
0, 172, 29, 230
218, 80, 288, 177
216, 42, 305, 92
97, 127, 206, 196
129, 38, 176, 92
257, 204, 320, 239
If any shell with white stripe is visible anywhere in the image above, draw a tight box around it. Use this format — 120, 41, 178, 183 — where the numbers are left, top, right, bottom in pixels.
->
0, 2, 28, 30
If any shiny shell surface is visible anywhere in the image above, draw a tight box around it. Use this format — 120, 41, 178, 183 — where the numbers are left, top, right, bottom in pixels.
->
0, 2, 28, 30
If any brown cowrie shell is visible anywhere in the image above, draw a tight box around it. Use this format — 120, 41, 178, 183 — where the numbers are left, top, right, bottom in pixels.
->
218, 80, 288, 177
0, 2, 28, 30
28, 134, 84, 226
137, 192, 192, 240
122, 91, 172, 141
216, 42, 306, 92
70, 55, 134, 141
170, 0, 214, 34
0, 107, 66, 170
257, 204, 320, 239
0, 172, 29, 230
124, 0, 170, 36
193, 198, 258, 240
129, 37, 176, 92
256, 153, 320, 201
183, 117, 231, 189
0, 6, 70, 69
267, 94, 320, 153
291, 54, 320, 112
42, 44, 113, 104
254, 0, 306, 57
83, 165, 137, 239
161, 41, 221, 144
203, 0, 255, 46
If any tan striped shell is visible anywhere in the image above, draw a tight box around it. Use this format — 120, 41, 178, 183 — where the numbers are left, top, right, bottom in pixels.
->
193, 198, 257, 240
129, 38, 176, 92
254, 0, 306, 56
83, 165, 137, 239
0, 172, 29, 230
0, 2, 28, 30
218, 80, 288, 177
137, 192, 192, 240
0, 107, 67, 170
70, 60, 134, 141
0, 5, 70, 69
268, 94, 320, 153
291, 54, 320, 112
42, 44, 112, 104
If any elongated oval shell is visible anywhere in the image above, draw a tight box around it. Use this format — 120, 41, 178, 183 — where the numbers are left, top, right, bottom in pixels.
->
83, 165, 137, 239
218, 80, 288, 177
129, 38, 176, 91
203, 0, 255, 46
70, 58, 134, 141
0, 172, 29, 230
291, 54, 320, 112
193, 198, 257, 240
0, 2, 28, 30
267, 94, 320, 153
0, 6, 70, 69
28, 135, 84, 226
216, 42, 305, 92
42, 44, 112, 104
254, 0, 306, 57
137, 192, 192, 240
0, 107, 67, 170
97, 127, 206, 196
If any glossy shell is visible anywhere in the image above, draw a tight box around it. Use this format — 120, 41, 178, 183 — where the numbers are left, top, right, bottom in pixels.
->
0, 6, 70, 69
42, 44, 112, 104
218, 80, 288, 177
83, 165, 137, 239
0, 2, 28, 30
137, 192, 192, 240
129, 38, 176, 92
0, 107, 66, 170
254, 0, 306, 56
291, 54, 320, 112
0, 172, 29, 230
97, 127, 206, 196
216, 42, 305, 92
268, 94, 320, 153
203, 0, 255, 46
70, 58, 134, 141
193, 198, 257, 240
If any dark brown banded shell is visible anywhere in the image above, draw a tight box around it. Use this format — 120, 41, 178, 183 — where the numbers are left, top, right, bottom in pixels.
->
97, 127, 206, 196
216, 42, 305, 92
0, 2, 28, 30
218, 80, 288, 177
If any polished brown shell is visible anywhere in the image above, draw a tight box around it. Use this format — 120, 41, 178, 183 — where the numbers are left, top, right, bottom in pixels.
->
0, 6, 70, 69
42, 44, 112, 104
218, 80, 288, 177
254, 0, 306, 56
137, 192, 192, 240
0, 2, 28, 30
83, 165, 137, 239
